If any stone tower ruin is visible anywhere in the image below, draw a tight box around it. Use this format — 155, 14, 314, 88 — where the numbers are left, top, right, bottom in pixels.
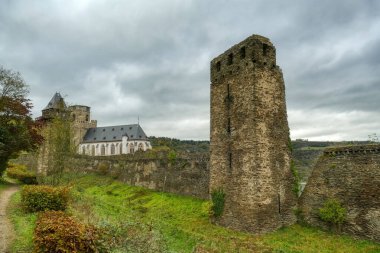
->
209, 34, 296, 233
68, 105, 97, 146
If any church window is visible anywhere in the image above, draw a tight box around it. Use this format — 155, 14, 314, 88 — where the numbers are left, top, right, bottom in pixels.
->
101, 145, 105, 156
91, 146, 95, 156
138, 143, 144, 151
86, 115, 89, 121
110, 144, 115, 155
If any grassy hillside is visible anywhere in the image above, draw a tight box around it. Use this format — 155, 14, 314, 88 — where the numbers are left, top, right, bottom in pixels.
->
9, 173, 380, 253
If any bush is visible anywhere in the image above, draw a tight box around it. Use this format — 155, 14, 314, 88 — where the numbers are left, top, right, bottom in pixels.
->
211, 188, 225, 218
97, 162, 109, 175
6, 163, 37, 184
34, 211, 99, 253
319, 198, 347, 233
21, 185, 70, 212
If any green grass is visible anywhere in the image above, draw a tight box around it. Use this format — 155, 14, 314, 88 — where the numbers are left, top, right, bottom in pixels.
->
5, 172, 380, 252
8, 192, 36, 253
63, 173, 380, 253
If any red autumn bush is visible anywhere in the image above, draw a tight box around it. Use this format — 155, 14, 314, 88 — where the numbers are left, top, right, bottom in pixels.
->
34, 211, 99, 253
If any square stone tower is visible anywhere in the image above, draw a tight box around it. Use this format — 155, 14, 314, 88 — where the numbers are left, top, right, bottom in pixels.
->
210, 34, 296, 233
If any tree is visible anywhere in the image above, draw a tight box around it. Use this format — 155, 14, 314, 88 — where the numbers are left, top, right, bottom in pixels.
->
39, 115, 75, 185
0, 66, 43, 175
319, 198, 347, 233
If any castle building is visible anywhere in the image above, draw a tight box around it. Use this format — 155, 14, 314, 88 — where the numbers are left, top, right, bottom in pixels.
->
209, 35, 297, 233
39, 92, 151, 156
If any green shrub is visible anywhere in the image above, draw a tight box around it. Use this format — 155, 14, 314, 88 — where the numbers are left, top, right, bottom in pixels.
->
167, 150, 177, 164
21, 185, 70, 212
6, 163, 37, 184
34, 211, 99, 253
211, 188, 225, 218
319, 198, 347, 233
97, 162, 109, 175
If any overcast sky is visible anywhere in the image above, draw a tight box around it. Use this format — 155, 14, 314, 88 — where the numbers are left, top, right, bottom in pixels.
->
1, 0, 379, 141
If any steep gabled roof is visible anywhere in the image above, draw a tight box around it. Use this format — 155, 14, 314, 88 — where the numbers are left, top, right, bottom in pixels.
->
43, 92, 66, 110
82, 124, 148, 143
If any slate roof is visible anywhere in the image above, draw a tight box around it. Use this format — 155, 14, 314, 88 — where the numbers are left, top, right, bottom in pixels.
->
82, 124, 148, 143
43, 92, 66, 110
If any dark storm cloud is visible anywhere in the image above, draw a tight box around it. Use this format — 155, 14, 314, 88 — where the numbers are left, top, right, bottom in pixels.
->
0, 0, 379, 140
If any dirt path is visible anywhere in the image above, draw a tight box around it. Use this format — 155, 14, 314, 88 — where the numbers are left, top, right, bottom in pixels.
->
0, 186, 19, 253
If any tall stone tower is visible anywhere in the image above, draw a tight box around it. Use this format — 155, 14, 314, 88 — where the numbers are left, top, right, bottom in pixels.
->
210, 35, 296, 233
68, 105, 97, 146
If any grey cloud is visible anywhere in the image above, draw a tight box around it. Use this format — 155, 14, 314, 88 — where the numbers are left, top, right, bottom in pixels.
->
0, 0, 379, 140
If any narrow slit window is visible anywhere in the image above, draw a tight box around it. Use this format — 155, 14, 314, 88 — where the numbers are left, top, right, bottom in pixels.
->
240, 47, 246, 59
216, 61, 221, 72
229, 152, 232, 170
227, 117, 231, 134
263, 44, 269, 56
228, 53, 233, 65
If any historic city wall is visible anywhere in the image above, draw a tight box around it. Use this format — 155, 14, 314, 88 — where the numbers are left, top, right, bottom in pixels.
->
70, 152, 210, 199
300, 144, 380, 242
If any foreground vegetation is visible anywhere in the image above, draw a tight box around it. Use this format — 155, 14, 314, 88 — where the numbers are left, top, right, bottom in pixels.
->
7, 173, 380, 253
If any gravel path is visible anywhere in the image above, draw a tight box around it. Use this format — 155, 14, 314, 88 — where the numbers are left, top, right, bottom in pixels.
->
0, 186, 19, 253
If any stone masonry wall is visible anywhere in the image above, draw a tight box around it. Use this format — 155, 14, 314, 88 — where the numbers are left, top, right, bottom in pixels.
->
70, 152, 210, 199
209, 34, 297, 234
300, 144, 380, 242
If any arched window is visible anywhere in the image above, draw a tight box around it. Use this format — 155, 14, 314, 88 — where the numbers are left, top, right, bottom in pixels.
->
138, 143, 144, 151
120, 144, 123, 154
129, 143, 134, 154
82, 146, 85, 154
110, 144, 115, 155
91, 145, 95, 156
101, 145, 105, 156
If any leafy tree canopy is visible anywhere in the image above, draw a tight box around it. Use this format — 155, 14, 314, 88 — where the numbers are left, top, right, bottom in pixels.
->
0, 66, 43, 175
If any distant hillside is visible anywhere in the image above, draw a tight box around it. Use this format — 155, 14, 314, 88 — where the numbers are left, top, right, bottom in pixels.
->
149, 136, 210, 153
149, 136, 372, 182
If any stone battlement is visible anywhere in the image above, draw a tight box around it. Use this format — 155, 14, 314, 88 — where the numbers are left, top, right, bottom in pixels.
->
210, 35, 278, 83
323, 144, 380, 156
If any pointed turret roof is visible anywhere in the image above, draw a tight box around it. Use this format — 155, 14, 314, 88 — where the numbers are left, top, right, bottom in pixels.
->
43, 92, 66, 110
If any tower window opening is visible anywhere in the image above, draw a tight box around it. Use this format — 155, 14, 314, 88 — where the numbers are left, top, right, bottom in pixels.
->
228, 53, 233, 65
263, 43, 269, 56
216, 61, 221, 72
229, 152, 232, 170
240, 47, 246, 59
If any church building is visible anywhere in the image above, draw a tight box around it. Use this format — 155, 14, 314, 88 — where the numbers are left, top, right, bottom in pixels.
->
38, 93, 152, 156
